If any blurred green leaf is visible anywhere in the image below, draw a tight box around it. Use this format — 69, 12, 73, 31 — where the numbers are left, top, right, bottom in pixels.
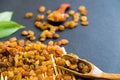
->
0, 21, 25, 38
0, 11, 13, 21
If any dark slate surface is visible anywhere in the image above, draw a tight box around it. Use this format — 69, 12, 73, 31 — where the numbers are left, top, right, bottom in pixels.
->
0, 0, 120, 73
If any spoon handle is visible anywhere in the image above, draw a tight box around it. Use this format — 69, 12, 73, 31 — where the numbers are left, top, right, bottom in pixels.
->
101, 72, 120, 80
57, 3, 71, 13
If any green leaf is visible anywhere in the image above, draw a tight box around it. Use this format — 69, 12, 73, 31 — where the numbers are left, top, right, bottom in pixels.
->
0, 21, 25, 38
0, 11, 13, 21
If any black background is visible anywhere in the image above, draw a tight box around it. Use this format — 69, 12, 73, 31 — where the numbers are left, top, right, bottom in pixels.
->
0, 0, 120, 73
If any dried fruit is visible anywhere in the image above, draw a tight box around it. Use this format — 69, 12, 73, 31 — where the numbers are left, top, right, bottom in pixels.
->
38, 6, 46, 13
80, 16, 87, 22
73, 13, 80, 22
78, 6, 86, 12
68, 10, 75, 16
25, 12, 33, 18
47, 10, 52, 15
81, 21, 89, 26
81, 10, 87, 16
36, 14, 44, 21
22, 30, 28, 36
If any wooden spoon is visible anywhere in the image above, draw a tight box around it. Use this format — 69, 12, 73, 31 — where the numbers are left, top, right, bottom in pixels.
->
47, 3, 70, 22
56, 55, 120, 80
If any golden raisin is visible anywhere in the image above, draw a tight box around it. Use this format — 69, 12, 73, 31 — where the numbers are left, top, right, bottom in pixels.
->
82, 65, 90, 73
22, 30, 28, 36
35, 21, 42, 28
40, 30, 48, 38
28, 30, 34, 35
78, 6, 86, 12
18, 39, 25, 47
9, 37, 17, 42
54, 41, 61, 46
36, 14, 44, 21
64, 22, 70, 28
69, 21, 78, 29
38, 6, 46, 13
63, 75, 72, 80
69, 64, 77, 69
40, 38, 44, 42
40, 37, 46, 42
73, 13, 80, 22
58, 25, 65, 31
53, 33, 60, 39
25, 12, 33, 18
47, 10, 52, 15
81, 21, 89, 26
68, 10, 75, 16
47, 32, 53, 38
80, 16, 87, 22
9, 42, 17, 47
61, 39, 69, 45
27, 34, 33, 38
81, 10, 87, 16
48, 41, 54, 46
30, 36, 36, 41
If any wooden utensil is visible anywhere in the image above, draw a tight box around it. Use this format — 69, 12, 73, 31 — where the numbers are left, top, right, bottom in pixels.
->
47, 3, 70, 22
57, 55, 120, 80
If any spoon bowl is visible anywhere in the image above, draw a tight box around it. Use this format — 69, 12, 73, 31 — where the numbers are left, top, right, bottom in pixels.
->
47, 3, 70, 22
57, 55, 120, 79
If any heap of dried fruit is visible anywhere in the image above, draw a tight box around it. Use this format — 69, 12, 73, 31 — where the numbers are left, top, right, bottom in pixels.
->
56, 54, 91, 74
24, 3, 89, 41
0, 37, 86, 80
47, 3, 70, 22
22, 30, 36, 41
